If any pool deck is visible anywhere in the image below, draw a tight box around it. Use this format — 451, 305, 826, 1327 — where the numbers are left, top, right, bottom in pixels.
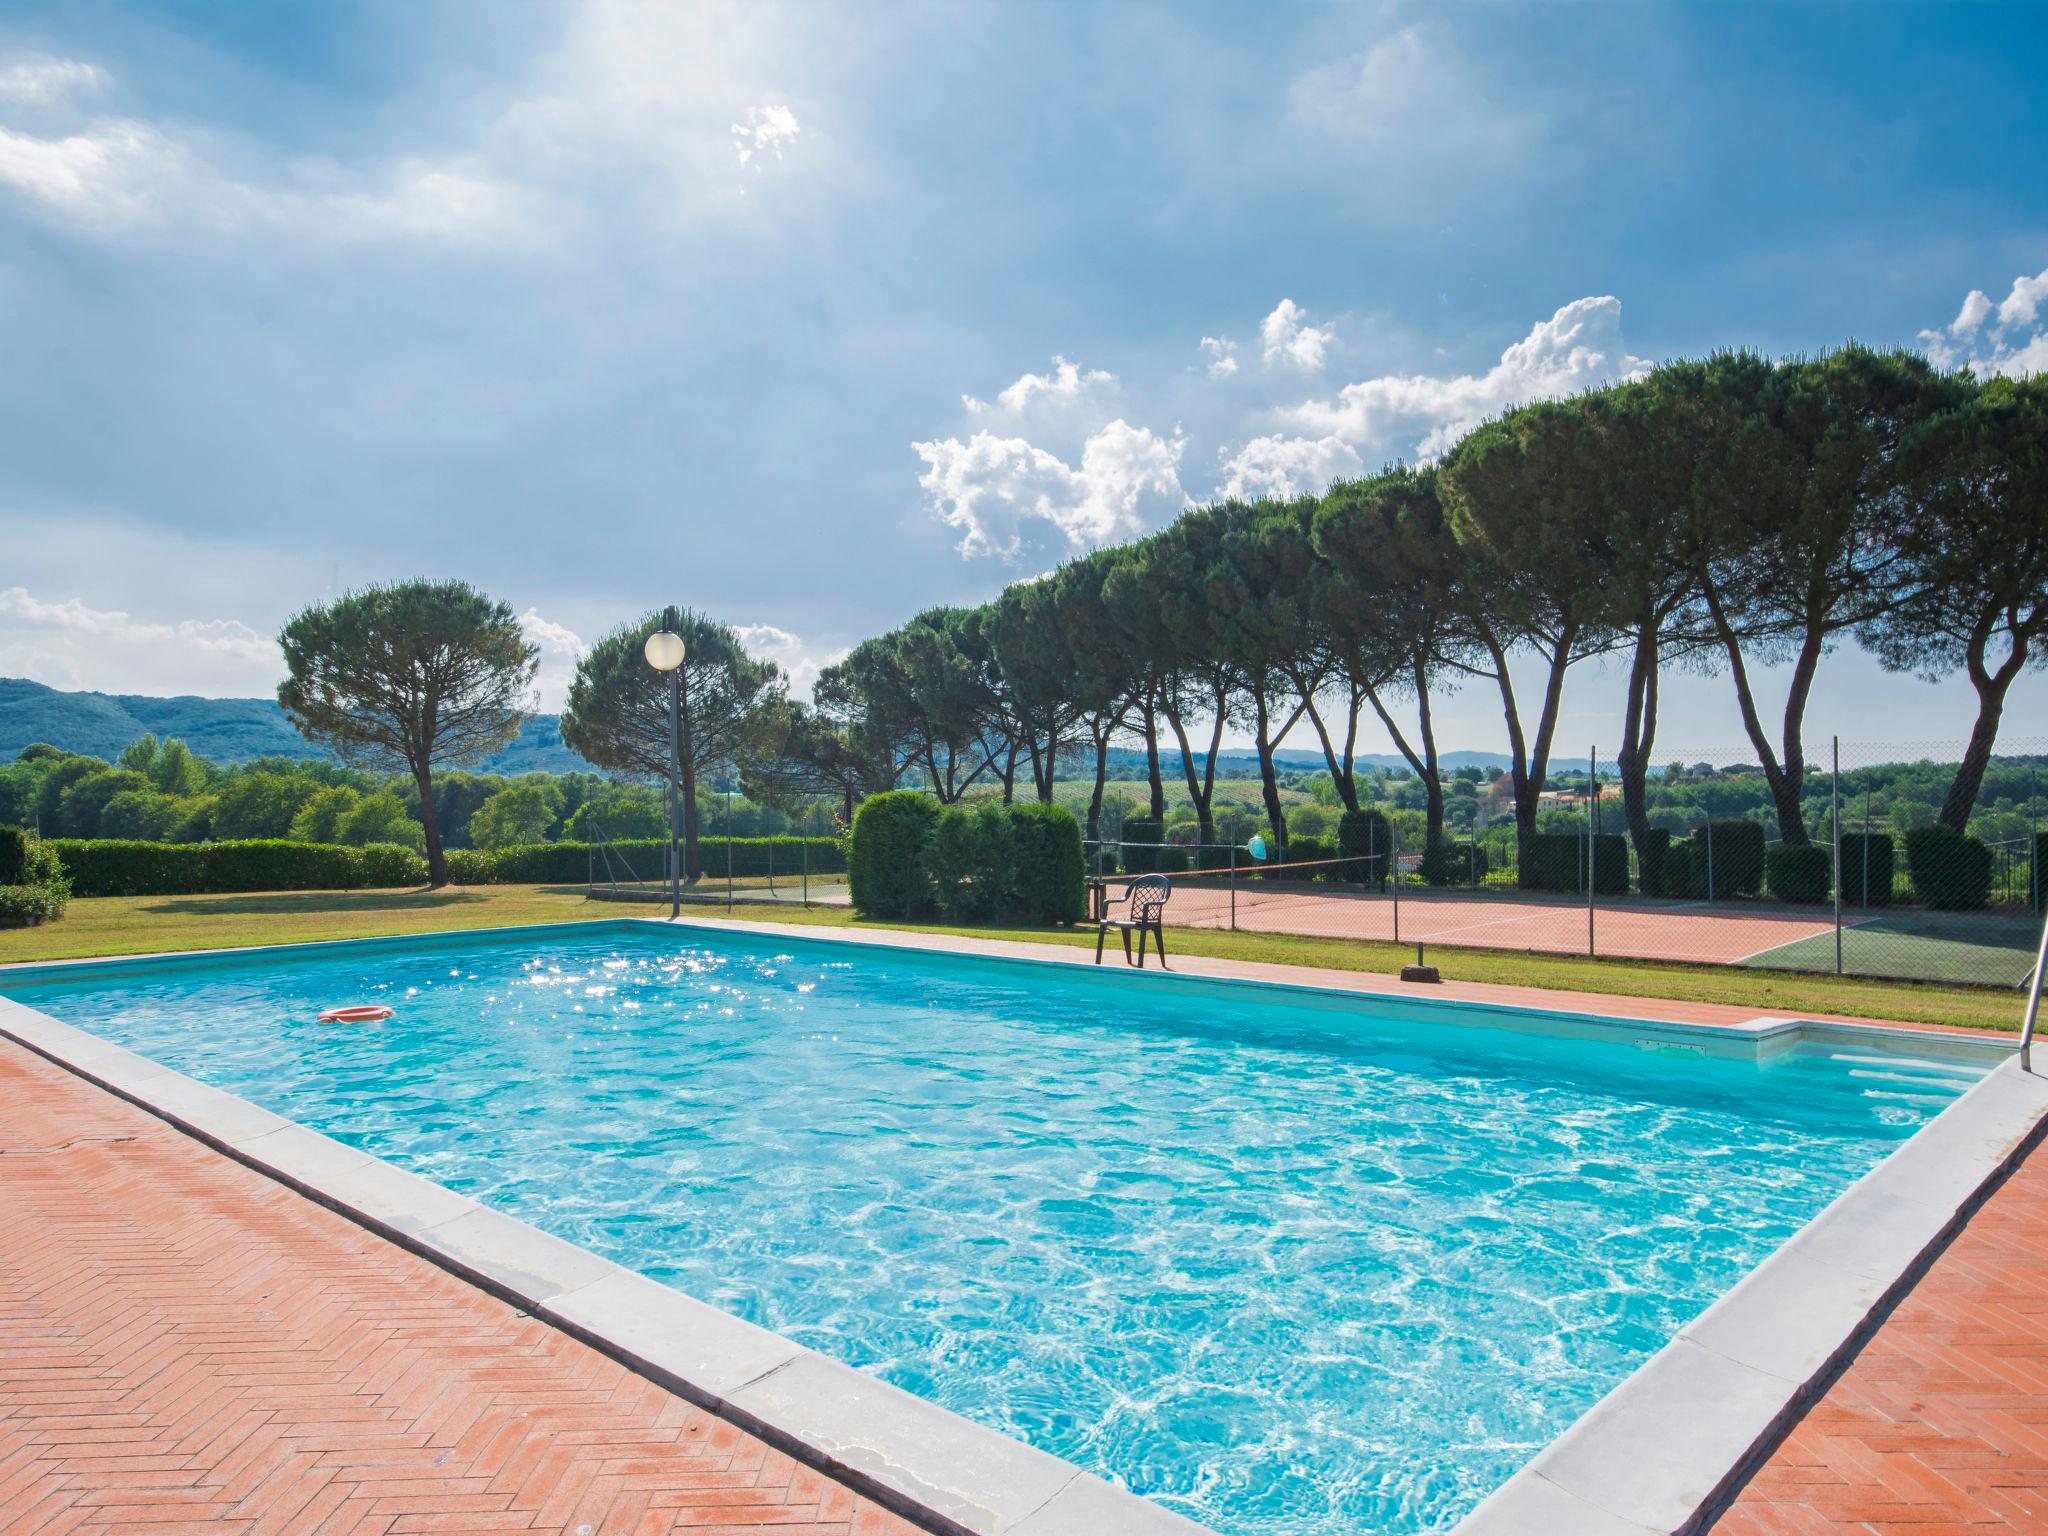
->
2, 914, 2042, 1536
1710, 1130, 2048, 1534
0, 1034, 925, 1536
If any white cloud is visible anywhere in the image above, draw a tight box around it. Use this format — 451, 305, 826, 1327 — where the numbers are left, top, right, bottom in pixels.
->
1917, 264, 2048, 378
1216, 434, 1364, 501
964, 355, 1116, 415
0, 54, 107, 107
1259, 298, 1335, 371
734, 622, 844, 701
914, 420, 1185, 561
517, 608, 587, 713
731, 103, 800, 169
1283, 295, 1650, 460
1199, 335, 1239, 378
0, 100, 523, 244
0, 586, 280, 697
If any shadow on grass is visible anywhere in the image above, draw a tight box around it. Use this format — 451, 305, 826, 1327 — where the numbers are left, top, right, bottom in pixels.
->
142, 890, 487, 917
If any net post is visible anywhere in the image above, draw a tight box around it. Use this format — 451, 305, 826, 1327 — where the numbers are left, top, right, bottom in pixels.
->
1587, 744, 1596, 959
802, 826, 810, 908
1833, 736, 1843, 976
1229, 843, 1237, 932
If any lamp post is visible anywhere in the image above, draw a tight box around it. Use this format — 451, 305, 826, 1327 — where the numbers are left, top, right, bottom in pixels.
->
643, 608, 687, 919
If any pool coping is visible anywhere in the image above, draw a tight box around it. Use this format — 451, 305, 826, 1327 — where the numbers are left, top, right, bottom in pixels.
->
1, 913, 2040, 1536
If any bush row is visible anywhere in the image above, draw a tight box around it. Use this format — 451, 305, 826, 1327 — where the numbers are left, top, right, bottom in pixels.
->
849, 792, 1086, 925
450, 835, 846, 886
47, 838, 428, 897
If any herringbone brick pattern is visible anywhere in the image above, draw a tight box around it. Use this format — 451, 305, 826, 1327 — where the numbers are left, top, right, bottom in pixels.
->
1714, 1132, 2048, 1534
0, 1038, 925, 1536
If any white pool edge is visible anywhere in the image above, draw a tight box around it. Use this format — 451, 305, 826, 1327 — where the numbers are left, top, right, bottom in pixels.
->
2, 916, 2038, 1536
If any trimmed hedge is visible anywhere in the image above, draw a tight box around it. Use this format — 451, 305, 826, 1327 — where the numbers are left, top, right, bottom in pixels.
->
1767, 843, 1833, 904
1120, 818, 1166, 874
930, 803, 1011, 923
848, 792, 940, 919
0, 824, 24, 885
1006, 801, 1087, 924
1657, 820, 1767, 899
1336, 809, 1392, 888
850, 793, 1086, 925
1518, 832, 1626, 894
451, 836, 845, 886
47, 838, 429, 897
1840, 833, 1894, 907
1906, 824, 1992, 911
1635, 827, 1670, 894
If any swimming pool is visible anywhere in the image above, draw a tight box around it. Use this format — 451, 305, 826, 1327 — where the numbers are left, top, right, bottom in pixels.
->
0, 922, 1994, 1535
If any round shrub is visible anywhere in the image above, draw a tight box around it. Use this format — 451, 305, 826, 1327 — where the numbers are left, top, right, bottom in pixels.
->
0, 832, 68, 928
848, 791, 941, 919
1905, 825, 1993, 911
1766, 843, 1833, 904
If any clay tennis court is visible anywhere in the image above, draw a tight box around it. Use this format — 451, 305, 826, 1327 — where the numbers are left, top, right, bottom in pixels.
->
1102, 873, 1855, 966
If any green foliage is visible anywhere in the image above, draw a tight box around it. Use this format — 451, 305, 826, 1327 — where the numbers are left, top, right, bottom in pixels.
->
1519, 832, 1627, 894
0, 827, 70, 926
1005, 802, 1087, 924
212, 771, 322, 839
1285, 834, 1335, 873
563, 786, 667, 841
289, 785, 361, 844
44, 839, 427, 897
467, 780, 564, 851
1905, 825, 1992, 911
1674, 820, 1766, 898
1840, 832, 1895, 907
929, 803, 1013, 922
1767, 843, 1834, 904
99, 789, 185, 841
1419, 840, 1488, 886
847, 791, 940, 919
1120, 817, 1165, 873
1337, 808, 1392, 887
337, 791, 427, 851
445, 836, 843, 885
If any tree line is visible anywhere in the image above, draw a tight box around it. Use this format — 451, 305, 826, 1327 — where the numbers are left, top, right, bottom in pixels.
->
785, 349, 2046, 875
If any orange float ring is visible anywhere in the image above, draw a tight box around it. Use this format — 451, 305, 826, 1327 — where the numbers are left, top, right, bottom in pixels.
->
317, 1005, 395, 1024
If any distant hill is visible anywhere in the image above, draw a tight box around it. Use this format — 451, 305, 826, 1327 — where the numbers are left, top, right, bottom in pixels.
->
0, 676, 587, 774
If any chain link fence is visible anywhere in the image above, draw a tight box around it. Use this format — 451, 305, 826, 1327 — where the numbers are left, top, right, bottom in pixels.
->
1082, 739, 2048, 989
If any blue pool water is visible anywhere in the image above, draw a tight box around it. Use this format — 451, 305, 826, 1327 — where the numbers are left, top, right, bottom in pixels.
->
3, 922, 1984, 1535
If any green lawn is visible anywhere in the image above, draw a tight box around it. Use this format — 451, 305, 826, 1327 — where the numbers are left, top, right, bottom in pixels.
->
1, 883, 2029, 1034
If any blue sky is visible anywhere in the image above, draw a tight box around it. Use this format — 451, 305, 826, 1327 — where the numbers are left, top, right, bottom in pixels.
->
1, 0, 2044, 757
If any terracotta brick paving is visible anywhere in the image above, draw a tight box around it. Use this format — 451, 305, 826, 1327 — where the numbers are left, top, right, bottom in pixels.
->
0, 1038, 925, 1536
1712, 1127, 2048, 1534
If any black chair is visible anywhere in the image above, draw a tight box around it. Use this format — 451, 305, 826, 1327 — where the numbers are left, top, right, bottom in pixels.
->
1094, 874, 1171, 968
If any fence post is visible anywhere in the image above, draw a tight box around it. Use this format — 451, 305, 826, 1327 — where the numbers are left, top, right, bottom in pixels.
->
2033, 769, 2040, 916
802, 831, 810, 908
1392, 823, 1401, 945
1706, 815, 1715, 903
725, 774, 734, 908
1229, 843, 1238, 932
1833, 736, 1843, 976
1587, 745, 1597, 958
